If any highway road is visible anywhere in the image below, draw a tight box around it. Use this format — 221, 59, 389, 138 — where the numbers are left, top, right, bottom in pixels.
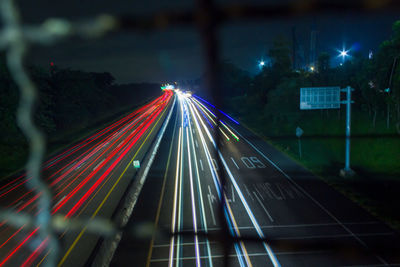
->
0, 90, 174, 266
1, 89, 399, 266
112, 92, 400, 267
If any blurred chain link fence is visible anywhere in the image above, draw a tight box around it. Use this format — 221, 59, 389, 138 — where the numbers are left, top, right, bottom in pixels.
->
0, 0, 399, 266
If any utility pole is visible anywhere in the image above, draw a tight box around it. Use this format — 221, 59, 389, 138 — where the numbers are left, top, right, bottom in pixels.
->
340, 86, 355, 177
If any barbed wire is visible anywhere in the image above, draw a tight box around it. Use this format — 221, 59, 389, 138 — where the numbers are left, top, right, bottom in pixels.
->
0, 0, 120, 266
0, 0, 59, 265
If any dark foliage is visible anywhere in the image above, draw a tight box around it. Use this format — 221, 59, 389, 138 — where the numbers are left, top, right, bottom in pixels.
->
0, 58, 160, 177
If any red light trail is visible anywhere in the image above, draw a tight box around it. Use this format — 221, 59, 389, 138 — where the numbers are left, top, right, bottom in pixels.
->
0, 90, 173, 266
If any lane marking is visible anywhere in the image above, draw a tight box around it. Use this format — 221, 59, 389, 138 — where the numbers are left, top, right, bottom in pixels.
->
253, 191, 274, 222
254, 186, 264, 201
199, 159, 204, 172
208, 221, 382, 230
153, 230, 395, 243
243, 184, 254, 202
193, 105, 280, 266
231, 157, 240, 169
274, 232, 395, 240
155, 241, 217, 248
207, 195, 217, 226
195, 139, 199, 148
341, 264, 394, 267
207, 185, 216, 203
207, 184, 217, 225
232, 126, 389, 265
151, 250, 328, 262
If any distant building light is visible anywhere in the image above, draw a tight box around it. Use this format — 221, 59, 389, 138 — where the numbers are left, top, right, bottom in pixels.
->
258, 60, 266, 69
369, 50, 374, 59
368, 81, 375, 88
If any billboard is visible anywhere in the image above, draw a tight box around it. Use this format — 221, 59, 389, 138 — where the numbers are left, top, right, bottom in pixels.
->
300, 87, 341, 110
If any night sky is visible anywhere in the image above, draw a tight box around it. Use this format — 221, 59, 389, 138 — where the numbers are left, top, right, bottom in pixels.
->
19, 0, 399, 83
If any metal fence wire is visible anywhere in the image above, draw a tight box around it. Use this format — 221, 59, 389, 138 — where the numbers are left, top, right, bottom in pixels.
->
0, 0, 400, 266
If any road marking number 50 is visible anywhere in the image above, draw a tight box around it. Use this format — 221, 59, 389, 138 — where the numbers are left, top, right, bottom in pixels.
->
241, 156, 266, 169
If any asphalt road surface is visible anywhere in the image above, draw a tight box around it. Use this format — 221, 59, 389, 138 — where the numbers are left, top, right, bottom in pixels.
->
112, 92, 400, 267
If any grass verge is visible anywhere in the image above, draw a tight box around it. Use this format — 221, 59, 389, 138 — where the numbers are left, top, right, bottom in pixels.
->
237, 110, 400, 231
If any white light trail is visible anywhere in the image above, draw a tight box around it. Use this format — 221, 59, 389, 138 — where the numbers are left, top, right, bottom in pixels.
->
191, 97, 239, 141
186, 98, 214, 267
169, 127, 182, 267
187, 99, 250, 267
191, 98, 231, 141
188, 97, 281, 267
186, 125, 201, 267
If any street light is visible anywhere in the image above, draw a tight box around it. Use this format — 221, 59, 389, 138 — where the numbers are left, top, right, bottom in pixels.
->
259, 60, 265, 69
340, 50, 348, 57
338, 49, 350, 64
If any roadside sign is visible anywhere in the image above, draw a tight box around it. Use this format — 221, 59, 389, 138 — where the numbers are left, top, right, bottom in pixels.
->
296, 126, 303, 138
296, 127, 304, 158
300, 87, 341, 110
299, 85, 355, 176
133, 160, 140, 169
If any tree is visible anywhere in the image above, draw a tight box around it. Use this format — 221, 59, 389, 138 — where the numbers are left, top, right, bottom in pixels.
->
219, 60, 251, 97
374, 20, 400, 127
92, 72, 115, 89
357, 60, 385, 127
251, 37, 293, 105
269, 36, 292, 75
